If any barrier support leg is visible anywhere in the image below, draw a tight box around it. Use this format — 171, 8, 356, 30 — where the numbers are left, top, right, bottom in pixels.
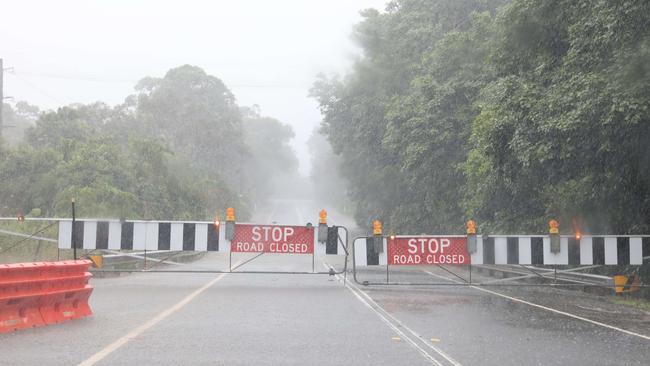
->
72, 199, 77, 260
386, 263, 390, 284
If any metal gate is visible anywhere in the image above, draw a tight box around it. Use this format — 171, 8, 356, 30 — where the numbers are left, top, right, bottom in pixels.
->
1, 214, 349, 277
351, 234, 650, 289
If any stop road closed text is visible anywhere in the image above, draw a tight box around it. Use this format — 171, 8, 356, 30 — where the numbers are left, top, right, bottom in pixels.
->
388, 237, 470, 265
232, 224, 314, 254
234, 241, 310, 253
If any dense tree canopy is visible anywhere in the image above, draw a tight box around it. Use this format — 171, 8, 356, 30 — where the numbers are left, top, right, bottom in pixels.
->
1, 103, 239, 219
0, 66, 298, 220
133, 65, 247, 188
1, 102, 39, 148
313, 0, 650, 235
467, 0, 650, 234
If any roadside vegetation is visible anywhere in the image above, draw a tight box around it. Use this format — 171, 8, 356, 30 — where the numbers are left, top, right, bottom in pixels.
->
612, 297, 650, 312
311, 0, 650, 236
0, 65, 298, 221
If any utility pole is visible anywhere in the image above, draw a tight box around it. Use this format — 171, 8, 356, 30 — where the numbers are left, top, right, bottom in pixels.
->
0, 59, 16, 142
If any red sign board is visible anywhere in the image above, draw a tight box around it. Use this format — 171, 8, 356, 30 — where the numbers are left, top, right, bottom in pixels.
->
231, 224, 314, 254
388, 236, 470, 265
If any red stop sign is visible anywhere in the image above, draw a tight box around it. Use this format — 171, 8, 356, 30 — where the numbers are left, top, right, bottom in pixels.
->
231, 224, 314, 254
388, 236, 469, 265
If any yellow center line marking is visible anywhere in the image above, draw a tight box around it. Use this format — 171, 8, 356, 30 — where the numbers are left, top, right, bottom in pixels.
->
78, 263, 241, 366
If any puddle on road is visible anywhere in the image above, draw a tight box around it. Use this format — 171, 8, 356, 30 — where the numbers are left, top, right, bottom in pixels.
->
373, 294, 472, 313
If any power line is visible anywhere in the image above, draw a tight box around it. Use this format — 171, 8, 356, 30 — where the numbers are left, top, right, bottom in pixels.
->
15, 70, 135, 84
4, 71, 65, 104
12, 70, 308, 89
2, 67, 310, 113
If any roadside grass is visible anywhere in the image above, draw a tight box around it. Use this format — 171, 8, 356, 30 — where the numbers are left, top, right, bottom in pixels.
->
611, 297, 650, 312
0, 240, 61, 264
0, 221, 60, 264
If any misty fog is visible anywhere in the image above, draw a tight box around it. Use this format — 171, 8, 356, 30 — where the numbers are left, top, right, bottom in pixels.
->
2, 0, 649, 237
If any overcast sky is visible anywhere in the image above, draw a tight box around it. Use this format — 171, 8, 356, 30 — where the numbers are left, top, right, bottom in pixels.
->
0, 0, 386, 175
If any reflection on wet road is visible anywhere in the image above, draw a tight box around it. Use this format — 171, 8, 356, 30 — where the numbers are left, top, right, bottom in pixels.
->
2, 199, 648, 366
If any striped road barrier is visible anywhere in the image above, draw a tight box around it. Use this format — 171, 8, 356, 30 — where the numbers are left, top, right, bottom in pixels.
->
353, 235, 649, 266
55, 219, 348, 256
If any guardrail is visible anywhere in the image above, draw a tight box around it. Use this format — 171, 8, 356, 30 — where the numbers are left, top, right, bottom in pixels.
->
472, 265, 613, 286
91, 250, 206, 274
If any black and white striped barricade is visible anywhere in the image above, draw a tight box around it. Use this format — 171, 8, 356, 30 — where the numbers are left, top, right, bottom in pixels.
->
56, 220, 350, 275
352, 234, 648, 287
353, 237, 387, 267
353, 235, 647, 267
58, 220, 226, 252
314, 225, 348, 256
470, 235, 647, 266
57, 220, 349, 256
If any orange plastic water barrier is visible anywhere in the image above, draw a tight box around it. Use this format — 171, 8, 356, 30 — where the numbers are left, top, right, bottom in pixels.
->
0, 260, 93, 333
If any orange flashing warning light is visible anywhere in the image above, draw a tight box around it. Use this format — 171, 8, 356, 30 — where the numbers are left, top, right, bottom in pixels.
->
373, 220, 382, 236
213, 215, 221, 228
319, 209, 327, 224
17, 213, 25, 222
226, 207, 235, 222
549, 219, 559, 234
571, 217, 583, 241
466, 220, 476, 235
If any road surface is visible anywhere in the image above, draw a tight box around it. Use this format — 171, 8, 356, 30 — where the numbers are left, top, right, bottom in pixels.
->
1, 199, 649, 365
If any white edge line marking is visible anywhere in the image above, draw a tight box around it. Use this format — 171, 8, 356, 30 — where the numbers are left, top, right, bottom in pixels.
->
422, 270, 650, 341
351, 291, 462, 366
345, 279, 443, 366
345, 277, 463, 365
324, 263, 460, 366
78, 262, 242, 366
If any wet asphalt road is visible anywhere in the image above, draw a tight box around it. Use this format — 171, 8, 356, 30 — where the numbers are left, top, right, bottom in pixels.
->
1, 199, 649, 365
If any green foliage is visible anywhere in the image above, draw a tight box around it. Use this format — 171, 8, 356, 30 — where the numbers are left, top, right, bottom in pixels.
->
1, 66, 299, 221
0, 104, 239, 220
1, 102, 39, 147
312, 0, 505, 233
313, 0, 650, 235
466, 0, 650, 233
133, 65, 247, 188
